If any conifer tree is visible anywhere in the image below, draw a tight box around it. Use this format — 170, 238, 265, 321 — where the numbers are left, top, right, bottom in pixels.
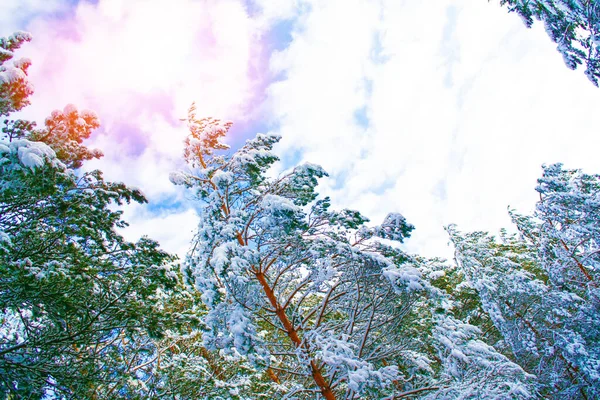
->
449, 163, 600, 399
172, 107, 534, 399
0, 32, 180, 398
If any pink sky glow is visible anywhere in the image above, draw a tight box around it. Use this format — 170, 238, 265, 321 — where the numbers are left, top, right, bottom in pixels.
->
8, 0, 281, 255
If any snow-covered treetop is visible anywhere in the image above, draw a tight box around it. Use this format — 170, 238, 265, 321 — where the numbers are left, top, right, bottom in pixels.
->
31, 104, 103, 169
2, 104, 104, 170
369, 212, 414, 242
0, 31, 102, 169
0, 31, 33, 116
533, 163, 600, 291
449, 163, 600, 398
183, 103, 233, 168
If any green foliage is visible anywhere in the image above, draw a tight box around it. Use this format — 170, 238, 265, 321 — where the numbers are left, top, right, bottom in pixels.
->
0, 33, 182, 399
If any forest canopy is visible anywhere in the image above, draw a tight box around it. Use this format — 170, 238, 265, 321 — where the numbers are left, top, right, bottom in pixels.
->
1, 0, 599, 396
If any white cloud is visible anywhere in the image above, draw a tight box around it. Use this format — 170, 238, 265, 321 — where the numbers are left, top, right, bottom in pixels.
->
263, 0, 600, 259
5, 0, 600, 261
267, 0, 379, 174
0, 0, 66, 35
119, 204, 199, 259
5, 0, 284, 258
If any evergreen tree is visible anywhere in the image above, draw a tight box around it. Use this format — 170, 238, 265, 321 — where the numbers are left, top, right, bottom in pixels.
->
138, 285, 281, 399
496, 0, 600, 85
449, 163, 600, 399
0, 32, 179, 398
172, 106, 533, 399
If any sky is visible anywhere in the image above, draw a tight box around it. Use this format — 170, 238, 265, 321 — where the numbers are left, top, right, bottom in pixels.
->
2, 0, 600, 260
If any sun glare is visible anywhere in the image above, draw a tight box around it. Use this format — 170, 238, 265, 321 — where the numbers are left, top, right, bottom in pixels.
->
27, 0, 264, 124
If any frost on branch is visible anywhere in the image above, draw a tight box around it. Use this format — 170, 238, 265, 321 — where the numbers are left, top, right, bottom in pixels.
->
359, 212, 415, 242
383, 263, 428, 293
306, 331, 399, 394
281, 163, 328, 206
230, 133, 280, 184
0, 138, 63, 172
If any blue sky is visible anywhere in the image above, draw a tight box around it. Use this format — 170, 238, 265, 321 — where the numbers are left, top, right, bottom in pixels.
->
3, 0, 600, 259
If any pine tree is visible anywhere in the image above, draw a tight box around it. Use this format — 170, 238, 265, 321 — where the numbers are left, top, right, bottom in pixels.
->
415, 258, 535, 399
497, 0, 600, 86
0, 33, 180, 398
172, 106, 534, 399
138, 285, 281, 399
449, 163, 600, 399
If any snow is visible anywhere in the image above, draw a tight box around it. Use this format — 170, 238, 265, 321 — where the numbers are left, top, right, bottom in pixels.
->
428, 270, 446, 279
80, 109, 98, 121
169, 171, 190, 185
211, 169, 234, 186
0, 65, 26, 83
10, 31, 32, 43
13, 57, 31, 70
0, 138, 61, 171
18, 146, 44, 169
0, 230, 10, 245
0, 309, 27, 345
261, 194, 298, 213
63, 103, 77, 115
383, 264, 425, 291
19, 141, 57, 169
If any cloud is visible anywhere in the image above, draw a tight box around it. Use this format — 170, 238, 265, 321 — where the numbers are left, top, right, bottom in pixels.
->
266, 0, 380, 174
119, 204, 199, 260
262, 0, 600, 259
6, 0, 600, 261
6, 0, 283, 257
21, 0, 268, 122
0, 0, 68, 34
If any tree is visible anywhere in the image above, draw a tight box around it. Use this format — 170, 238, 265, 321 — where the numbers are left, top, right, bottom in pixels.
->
449, 163, 600, 399
424, 258, 504, 349
134, 284, 282, 399
425, 314, 533, 399
412, 258, 535, 400
171, 106, 533, 399
0, 32, 180, 398
496, 0, 600, 86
